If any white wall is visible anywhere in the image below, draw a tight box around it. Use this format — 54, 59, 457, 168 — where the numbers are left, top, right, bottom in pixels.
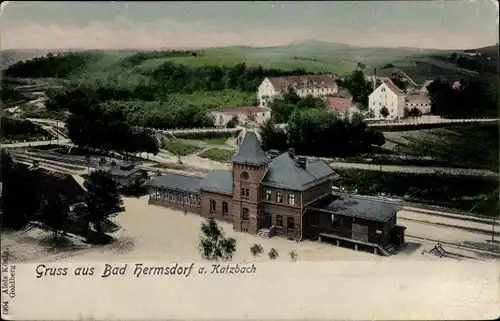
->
406, 101, 431, 114
257, 77, 338, 107
257, 78, 276, 107
212, 110, 271, 127
368, 83, 404, 119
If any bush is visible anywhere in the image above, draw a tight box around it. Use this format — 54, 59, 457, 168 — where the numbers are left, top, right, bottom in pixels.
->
250, 244, 264, 258
268, 248, 279, 260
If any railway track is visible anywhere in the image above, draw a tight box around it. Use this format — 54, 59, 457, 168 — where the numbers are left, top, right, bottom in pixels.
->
406, 235, 500, 257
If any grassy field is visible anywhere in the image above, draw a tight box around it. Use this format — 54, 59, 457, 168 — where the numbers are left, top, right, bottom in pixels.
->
383, 123, 499, 171
163, 141, 202, 156
198, 148, 235, 162
2, 42, 461, 84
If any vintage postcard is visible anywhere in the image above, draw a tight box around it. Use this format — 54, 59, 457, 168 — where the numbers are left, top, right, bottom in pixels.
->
0, 1, 499, 320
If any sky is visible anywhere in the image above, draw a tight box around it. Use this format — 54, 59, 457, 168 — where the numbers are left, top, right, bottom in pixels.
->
0, 1, 498, 50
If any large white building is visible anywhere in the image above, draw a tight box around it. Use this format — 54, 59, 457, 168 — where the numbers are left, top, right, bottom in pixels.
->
368, 81, 406, 119
211, 106, 271, 128
257, 75, 338, 107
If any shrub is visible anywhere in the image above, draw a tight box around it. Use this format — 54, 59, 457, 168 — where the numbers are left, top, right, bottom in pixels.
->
268, 248, 279, 260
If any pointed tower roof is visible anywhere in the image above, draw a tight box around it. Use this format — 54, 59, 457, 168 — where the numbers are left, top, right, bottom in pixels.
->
232, 131, 270, 166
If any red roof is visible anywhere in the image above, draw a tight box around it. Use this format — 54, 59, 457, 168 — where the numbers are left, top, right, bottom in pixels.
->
326, 97, 353, 114
218, 106, 270, 115
268, 75, 336, 91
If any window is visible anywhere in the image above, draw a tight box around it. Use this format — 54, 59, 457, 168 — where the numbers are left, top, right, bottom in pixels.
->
242, 208, 249, 221
183, 195, 189, 204
240, 171, 249, 180
287, 217, 295, 230
222, 202, 229, 215
276, 215, 283, 227
287, 193, 295, 205
381, 88, 386, 92
265, 189, 272, 201
241, 188, 249, 200
276, 192, 283, 203
210, 199, 216, 212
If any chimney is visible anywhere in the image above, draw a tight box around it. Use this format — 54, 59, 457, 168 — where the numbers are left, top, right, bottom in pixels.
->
297, 157, 307, 169
288, 148, 295, 158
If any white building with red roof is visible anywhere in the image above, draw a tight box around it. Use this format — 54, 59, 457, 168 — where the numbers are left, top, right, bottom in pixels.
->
211, 106, 271, 128
368, 81, 406, 120
257, 75, 338, 107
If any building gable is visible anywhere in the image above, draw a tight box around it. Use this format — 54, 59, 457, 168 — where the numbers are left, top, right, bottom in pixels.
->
258, 78, 274, 92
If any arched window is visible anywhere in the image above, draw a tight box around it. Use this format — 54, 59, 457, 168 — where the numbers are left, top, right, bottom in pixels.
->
222, 202, 229, 215
210, 199, 216, 212
242, 208, 249, 221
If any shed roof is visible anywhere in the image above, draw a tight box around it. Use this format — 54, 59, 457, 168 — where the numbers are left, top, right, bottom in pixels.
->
232, 131, 270, 166
200, 170, 232, 195
308, 194, 401, 222
262, 152, 335, 190
145, 173, 202, 194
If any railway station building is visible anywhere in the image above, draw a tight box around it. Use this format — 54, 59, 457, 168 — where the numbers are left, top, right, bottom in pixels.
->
145, 131, 406, 255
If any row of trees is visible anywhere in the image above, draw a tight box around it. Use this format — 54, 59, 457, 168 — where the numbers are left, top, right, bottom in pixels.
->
5, 52, 321, 95
65, 92, 160, 154
47, 86, 217, 130
427, 77, 498, 118
148, 61, 316, 93
260, 90, 385, 157
4, 52, 100, 78
119, 50, 199, 67
1, 149, 124, 241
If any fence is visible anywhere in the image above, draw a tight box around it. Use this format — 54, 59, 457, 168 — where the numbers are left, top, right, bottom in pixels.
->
367, 117, 498, 127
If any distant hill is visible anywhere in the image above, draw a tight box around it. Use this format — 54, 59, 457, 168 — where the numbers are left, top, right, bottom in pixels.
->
2, 41, 497, 86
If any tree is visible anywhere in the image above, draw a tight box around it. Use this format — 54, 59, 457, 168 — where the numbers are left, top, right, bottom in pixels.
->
0, 149, 38, 229
268, 248, 279, 260
380, 106, 390, 118
83, 169, 124, 233
282, 87, 301, 105
408, 107, 422, 117
36, 194, 69, 241
198, 217, 236, 261
289, 250, 298, 262
250, 244, 264, 259
346, 70, 372, 109
403, 107, 410, 119
226, 115, 239, 128
259, 120, 288, 152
